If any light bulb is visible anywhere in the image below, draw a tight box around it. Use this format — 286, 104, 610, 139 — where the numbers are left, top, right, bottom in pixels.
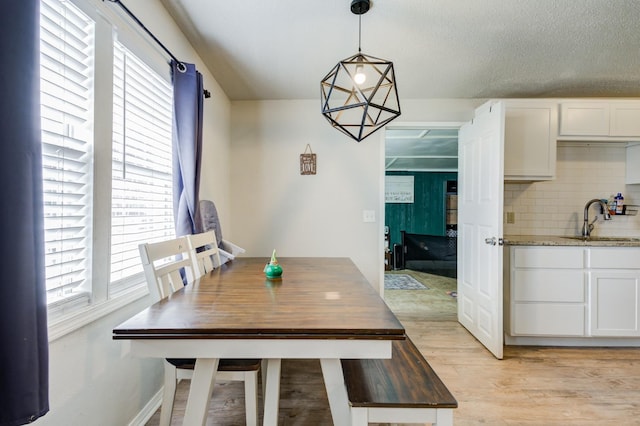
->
354, 65, 366, 85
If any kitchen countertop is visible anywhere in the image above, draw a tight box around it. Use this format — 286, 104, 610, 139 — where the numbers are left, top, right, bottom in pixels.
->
503, 235, 640, 247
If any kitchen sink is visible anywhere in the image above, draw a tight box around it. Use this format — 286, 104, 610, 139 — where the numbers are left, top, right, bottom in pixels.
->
562, 236, 640, 242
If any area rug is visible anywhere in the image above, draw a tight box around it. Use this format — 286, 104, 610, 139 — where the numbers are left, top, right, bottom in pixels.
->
384, 274, 428, 290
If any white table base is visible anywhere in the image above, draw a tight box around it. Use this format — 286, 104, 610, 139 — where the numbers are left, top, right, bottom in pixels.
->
125, 338, 393, 426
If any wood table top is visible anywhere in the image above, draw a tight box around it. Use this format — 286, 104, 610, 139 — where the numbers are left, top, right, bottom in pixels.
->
113, 257, 405, 340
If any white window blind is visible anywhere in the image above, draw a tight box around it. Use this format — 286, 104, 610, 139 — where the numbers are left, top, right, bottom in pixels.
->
110, 41, 175, 295
40, 0, 95, 308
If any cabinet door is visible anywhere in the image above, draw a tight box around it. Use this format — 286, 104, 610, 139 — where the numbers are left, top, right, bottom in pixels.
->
559, 102, 609, 136
627, 144, 640, 185
610, 103, 640, 136
504, 102, 557, 181
590, 271, 640, 336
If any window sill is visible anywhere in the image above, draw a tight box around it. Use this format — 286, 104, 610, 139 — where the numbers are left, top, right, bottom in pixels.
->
47, 286, 149, 342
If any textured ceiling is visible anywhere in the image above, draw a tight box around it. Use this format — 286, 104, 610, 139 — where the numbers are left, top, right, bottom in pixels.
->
161, 0, 640, 101
385, 128, 458, 172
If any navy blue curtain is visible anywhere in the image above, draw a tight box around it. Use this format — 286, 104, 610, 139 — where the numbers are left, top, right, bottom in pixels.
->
0, 0, 50, 425
171, 61, 204, 237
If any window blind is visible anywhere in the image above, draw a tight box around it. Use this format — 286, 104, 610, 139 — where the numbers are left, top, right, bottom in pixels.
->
40, 0, 95, 307
110, 41, 175, 295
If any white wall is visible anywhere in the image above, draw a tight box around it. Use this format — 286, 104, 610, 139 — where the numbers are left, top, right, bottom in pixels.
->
228, 99, 480, 291
36, 1, 231, 425
504, 143, 640, 237
40, 298, 160, 425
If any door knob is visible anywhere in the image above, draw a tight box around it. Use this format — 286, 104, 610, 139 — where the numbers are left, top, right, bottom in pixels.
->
484, 237, 504, 246
485, 237, 497, 245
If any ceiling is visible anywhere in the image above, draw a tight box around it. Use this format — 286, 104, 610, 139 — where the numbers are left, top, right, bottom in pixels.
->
385, 128, 458, 172
159, 0, 640, 172
161, 0, 640, 102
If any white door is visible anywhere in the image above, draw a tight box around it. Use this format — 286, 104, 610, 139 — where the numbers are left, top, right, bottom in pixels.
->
457, 101, 504, 359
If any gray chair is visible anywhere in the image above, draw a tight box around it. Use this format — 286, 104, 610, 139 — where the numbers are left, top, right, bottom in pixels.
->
199, 199, 245, 264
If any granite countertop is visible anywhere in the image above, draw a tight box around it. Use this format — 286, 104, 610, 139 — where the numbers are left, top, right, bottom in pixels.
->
503, 235, 640, 247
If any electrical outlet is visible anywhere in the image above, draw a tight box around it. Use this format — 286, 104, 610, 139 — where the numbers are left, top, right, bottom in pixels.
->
506, 212, 515, 224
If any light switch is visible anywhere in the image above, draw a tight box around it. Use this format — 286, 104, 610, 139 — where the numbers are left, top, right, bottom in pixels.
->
363, 210, 376, 223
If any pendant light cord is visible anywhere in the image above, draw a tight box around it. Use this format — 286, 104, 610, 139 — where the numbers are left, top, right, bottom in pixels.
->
358, 14, 362, 52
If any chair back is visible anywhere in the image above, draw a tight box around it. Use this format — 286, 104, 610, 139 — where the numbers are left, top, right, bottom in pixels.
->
139, 236, 194, 301
187, 231, 222, 278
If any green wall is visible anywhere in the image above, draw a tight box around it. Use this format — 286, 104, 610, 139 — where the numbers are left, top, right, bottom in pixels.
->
385, 171, 457, 249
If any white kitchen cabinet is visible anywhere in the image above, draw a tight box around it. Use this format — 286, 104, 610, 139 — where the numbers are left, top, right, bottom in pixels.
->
509, 246, 586, 336
559, 100, 640, 140
589, 247, 640, 337
627, 143, 640, 184
559, 102, 610, 136
508, 245, 640, 341
610, 103, 640, 136
590, 271, 640, 336
504, 101, 557, 181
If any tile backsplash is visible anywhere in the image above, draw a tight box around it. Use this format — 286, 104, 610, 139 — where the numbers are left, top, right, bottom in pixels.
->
504, 143, 640, 237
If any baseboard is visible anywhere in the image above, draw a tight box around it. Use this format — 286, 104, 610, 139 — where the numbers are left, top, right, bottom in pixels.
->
505, 334, 640, 347
128, 388, 163, 426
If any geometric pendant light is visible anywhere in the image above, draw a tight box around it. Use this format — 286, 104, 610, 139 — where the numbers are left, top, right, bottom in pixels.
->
320, 0, 401, 142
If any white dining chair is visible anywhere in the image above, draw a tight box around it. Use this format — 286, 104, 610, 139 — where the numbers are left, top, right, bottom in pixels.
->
139, 237, 260, 426
186, 230, 222, 274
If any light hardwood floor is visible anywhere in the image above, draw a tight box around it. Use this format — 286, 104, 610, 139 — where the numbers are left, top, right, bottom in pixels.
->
146, 270, 640, 425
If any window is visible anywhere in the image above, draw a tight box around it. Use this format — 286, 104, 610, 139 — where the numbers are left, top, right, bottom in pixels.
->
40, 0, 175, 325
40, 0, 95, 311
110, 42, 174, 296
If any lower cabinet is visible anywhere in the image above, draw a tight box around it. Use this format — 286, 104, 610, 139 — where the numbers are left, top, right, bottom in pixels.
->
589, 248, 640, 336
509, 246, 586, 336
508, 246, 640, 340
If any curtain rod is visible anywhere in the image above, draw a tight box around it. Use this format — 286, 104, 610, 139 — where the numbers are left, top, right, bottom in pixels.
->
105, 0, 211, 98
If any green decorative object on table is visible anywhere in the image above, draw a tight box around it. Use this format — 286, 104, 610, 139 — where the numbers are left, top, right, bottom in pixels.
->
264, 249, 283, 279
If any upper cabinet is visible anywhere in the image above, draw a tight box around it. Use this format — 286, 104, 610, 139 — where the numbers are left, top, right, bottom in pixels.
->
504, 101, 557, 181
559, 100, 640, 140
627, 143, 640, 185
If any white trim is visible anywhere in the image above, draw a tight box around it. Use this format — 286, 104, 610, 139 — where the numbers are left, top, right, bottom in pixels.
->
128, 387, 163, 426
125, 339, 393, 359
48, 286, 149, 342
379, 121, 466, 298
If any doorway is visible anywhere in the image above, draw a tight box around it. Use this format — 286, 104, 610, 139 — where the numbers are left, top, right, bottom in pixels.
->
382, 124, 462, 320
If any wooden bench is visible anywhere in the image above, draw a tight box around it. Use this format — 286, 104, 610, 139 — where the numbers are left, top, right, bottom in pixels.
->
341, 337, 458, 425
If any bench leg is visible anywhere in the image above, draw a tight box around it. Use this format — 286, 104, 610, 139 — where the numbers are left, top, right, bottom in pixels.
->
320, 358, 351, 426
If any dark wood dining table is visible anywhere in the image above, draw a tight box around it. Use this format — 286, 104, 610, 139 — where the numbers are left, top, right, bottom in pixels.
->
113, 257, 405, 426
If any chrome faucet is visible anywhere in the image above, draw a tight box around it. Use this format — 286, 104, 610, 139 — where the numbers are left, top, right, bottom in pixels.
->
582, 199, 612, 237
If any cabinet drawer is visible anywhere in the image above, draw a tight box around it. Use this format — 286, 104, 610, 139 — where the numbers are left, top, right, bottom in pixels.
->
590, 248, 640, 269
513, 269, 584, 302
512, 303, 585, 336
513, 247, 584, 268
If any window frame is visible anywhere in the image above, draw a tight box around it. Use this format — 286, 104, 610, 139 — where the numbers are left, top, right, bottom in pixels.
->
43, 0, 175, 341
